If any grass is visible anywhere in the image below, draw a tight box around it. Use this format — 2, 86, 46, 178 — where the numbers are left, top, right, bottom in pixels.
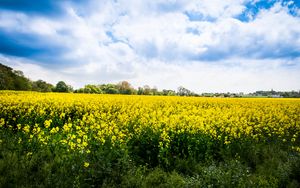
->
1, 129, 299, 187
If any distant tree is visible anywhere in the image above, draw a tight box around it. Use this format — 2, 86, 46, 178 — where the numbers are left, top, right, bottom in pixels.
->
13, 70, 25, 77
106, 87, 119, 94
75, 88, 85, 93
54, 81, 69, 92
137, 87, 144, 95
143, 85, 151, 95
14, 75, 31, 91
84, 87, 91, 93
151, 87, 158, 95
67, 85, 74, 93
32, 80, 53, 92
99, 84, 119, 94
117, 81, 134, 94
83, 84, 101, 94
162, 89, 176, 96
177, 86, 191, 96
224, 93, 230, 97
270, 89, 276, 95
0, 63, 31, 90
0, 64, 14, 89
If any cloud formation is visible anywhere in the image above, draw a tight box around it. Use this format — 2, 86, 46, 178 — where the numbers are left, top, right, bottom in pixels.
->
0, 0, 299, 92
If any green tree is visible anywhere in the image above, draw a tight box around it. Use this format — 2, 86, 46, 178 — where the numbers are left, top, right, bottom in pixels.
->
137, 87, 144, 95
99, 84, 119, 94
117, 81, 135, 95
151, 87, 158, 95
162, 89, 176, 96
32, 80, 53, 92
54, 81, 69, 92
177, 86, 192, 96
67, 85, 74, 93
0, 63, 31, 90
83, 84, 102, 94
143, 85, 151, 95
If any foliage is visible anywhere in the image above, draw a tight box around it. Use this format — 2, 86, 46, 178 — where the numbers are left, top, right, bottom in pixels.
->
252, 90, 300, 98
162, 89, 176, 96
177, 86, 192, 96
117, 81, 135, 95
0, 63, 31, 90
53, 81, 73, 93
0, 63, 54, 92
31, 79, 54, 92
0, 91, 300, 187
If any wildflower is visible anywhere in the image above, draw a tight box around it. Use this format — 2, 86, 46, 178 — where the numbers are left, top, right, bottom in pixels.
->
23, 125, 30, 133
44, 120, 52, 128
84, 162, 89, 168
50, 127, 59, 134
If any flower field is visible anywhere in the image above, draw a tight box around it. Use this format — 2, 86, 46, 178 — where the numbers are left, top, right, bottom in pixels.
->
1, 91, 300, 187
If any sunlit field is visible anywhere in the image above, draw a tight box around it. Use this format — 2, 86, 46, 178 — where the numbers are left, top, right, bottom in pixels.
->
1, 91, 300, 187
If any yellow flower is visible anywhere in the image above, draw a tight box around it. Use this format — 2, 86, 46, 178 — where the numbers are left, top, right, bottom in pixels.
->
23, 125, 30, 133
84, 162, 89, 168
44, 120, 52, 128
60, 112, 65, 119
0, 118, 5, 127
1, 91, 300, 158
82, 141, 88, 147
50, 127, 59, 134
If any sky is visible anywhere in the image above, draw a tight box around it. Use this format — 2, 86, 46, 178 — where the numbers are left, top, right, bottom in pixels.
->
0, 0, 300, 93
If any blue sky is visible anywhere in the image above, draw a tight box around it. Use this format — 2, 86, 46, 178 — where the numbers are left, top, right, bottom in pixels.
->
0, 0, 299, 92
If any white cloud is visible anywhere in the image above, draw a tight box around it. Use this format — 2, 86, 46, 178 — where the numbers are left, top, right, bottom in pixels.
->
0, 0, 299, 92
2, 54, 299, 93
184, 0, 247, 19
129, 57, 300, 93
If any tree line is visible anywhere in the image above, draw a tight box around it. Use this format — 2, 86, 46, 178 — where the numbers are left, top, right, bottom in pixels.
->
1, 63, 299, 97
0, 63, 70, 92
0, 63, 194, 96
73, 82, 197, 96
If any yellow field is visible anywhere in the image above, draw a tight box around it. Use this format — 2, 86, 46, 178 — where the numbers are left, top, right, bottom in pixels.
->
1, 91, 299, 155
1, 91, 300, 186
